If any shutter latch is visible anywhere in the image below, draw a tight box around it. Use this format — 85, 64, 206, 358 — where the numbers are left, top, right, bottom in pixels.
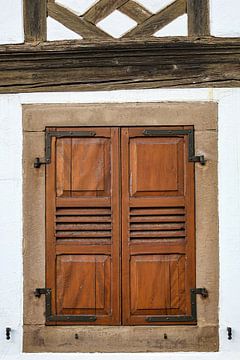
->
34, 130, 96, 168
34, 287, 50, 297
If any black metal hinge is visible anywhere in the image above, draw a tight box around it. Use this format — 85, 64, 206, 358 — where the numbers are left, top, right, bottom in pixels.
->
143, 129, 206, 165
34, 287, 97, 322
146, 288, 208, 323
34, 130, 96, 168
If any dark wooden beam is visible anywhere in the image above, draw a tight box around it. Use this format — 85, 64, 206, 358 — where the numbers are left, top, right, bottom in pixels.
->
187, 0, 210, 36
23, 0, 47, 42
119, 1, 152, 24
47, 2, 112, 40
0, 38, 240, 93
123, 0, 187, 38
83, 0, 129, 24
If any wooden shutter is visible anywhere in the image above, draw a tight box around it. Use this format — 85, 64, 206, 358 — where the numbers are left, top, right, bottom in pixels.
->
46, 127, 120, 325
121, 127, 195, 325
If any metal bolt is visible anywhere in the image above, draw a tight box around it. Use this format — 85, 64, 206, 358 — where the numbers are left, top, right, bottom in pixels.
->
6, 328, 11, 340
227, 327, 232, 340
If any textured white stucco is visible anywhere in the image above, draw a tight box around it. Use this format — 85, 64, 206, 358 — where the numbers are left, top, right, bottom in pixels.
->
0, 0, 23, 44
0, 89, 240, 360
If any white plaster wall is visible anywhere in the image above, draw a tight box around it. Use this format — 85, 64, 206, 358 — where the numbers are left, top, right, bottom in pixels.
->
0, 0, 23, 44
0, 89, 240, 360
210, 0, 240, 37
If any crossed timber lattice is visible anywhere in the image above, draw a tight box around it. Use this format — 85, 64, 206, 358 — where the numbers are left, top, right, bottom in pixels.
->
47, 0, 187, 40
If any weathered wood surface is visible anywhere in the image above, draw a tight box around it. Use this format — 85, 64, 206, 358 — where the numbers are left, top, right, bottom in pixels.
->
47, 0, 186, 39
48, 2, 112, 39
119, 1, 152, 23
83, 0, 129, 24
123, 0, 186, 38
187, 0, 210, 36
23, 0, 47, 42
0, 38, 240, 93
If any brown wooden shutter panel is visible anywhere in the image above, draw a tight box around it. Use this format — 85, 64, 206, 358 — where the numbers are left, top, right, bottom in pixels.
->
45, 126, 196, 325
46, 127, 120, 325
121, 127, 195, 325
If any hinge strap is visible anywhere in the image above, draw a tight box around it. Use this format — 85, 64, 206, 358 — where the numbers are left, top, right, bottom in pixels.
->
143, 129, 206, 165
34, 287, 97, 322
146, 287, 208, 323
34, 130, 96, 168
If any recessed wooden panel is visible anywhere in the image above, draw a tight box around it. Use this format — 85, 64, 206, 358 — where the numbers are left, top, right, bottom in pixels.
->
71, 138, 109, 193
56, 137, 110, 197
56, 255, 111, 315
130, 254, 186, 315
130, 137, 184, 196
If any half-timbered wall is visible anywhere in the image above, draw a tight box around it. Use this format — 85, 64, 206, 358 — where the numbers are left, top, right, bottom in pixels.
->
1, 0, 240, 44
1, 89, 240, 359
0, 0, 240, 359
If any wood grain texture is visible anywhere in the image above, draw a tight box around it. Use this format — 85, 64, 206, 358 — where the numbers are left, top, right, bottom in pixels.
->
47, 2, 112, 39
121, 127, 195, 325
83, 0, 129, 24
46, 127, 120, 325
1, 38, 240, 93
123, 0, 187, 38
119, 1, 152, 24
23, 0, 47, 42
187, 0, 210, 36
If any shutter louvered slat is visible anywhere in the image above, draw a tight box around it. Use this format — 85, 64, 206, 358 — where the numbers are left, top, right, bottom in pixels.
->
55, 206, 112, 240
130, 206, 185, 241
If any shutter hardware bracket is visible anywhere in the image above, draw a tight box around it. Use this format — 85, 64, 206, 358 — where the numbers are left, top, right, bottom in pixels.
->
143, 129, 206, 165
146, 288, 208, 323
34, 287, 97, 322
34, 130, 96, 168
34, 287, 207, 323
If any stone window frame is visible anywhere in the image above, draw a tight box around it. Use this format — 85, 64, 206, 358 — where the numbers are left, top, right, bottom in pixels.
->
23, 102, 218, 353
